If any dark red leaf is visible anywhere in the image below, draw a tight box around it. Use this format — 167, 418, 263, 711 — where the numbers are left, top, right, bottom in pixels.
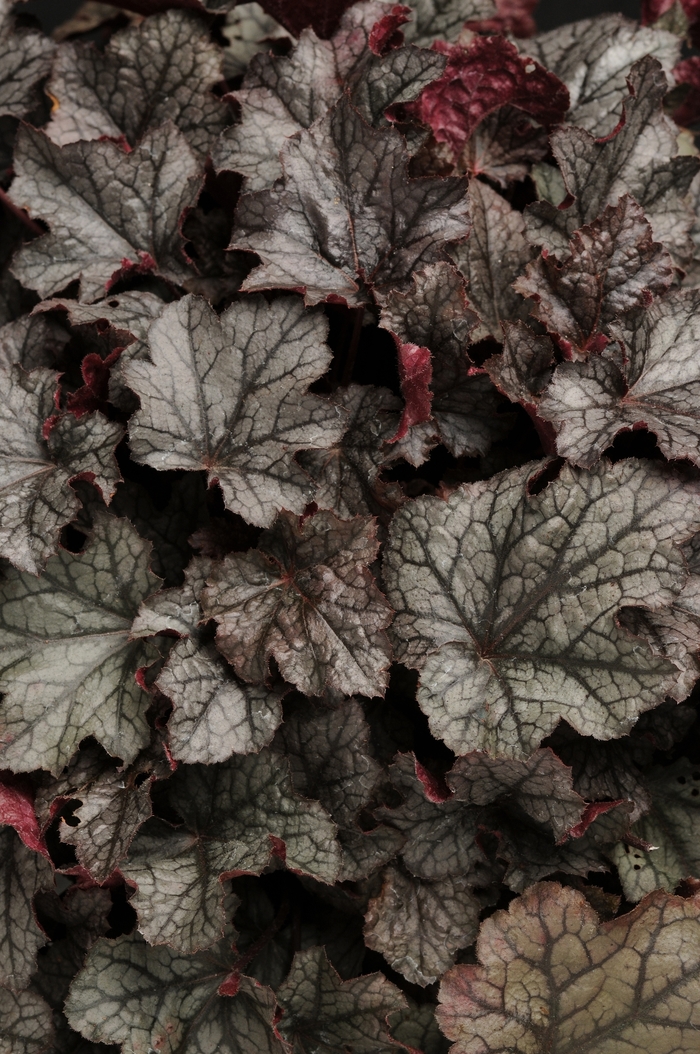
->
0, 772, 48, 856
391, 340, 433, 442
412, 35, 569, 157
259, 0, 357, 37
369, 4, 411, 55
465, 0, 540, 38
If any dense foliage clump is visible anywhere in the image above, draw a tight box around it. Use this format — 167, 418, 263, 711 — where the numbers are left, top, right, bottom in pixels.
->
3, 0, 700, 1051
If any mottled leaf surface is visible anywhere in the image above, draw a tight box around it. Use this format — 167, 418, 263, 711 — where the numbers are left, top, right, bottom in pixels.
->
0, 826, 52, 990
47, 11, 227, 157
9, 124, 201, 302
125, 294, 344, 528
364, 867, 481, 986
0, 987, 53, 1054
447, 748, 585, 839
540, 288, 700, 469
0, 365, 123, 573
438, 881, 700, 1054
122, 749, 340, 953
404, 0, 496, 44
215, 2, 445, 190
133, 557, 284, 763
0, 0, 54, 119
527, 57, 699, 264
0, 512, 161, 774
450, 179, 535, 342
516, 196, 673, 357
202, 511, 392, 697
611, 759, 700, 902
483, 322, 554, 408
525, 14, 680, 134
276, 946, 405, 1053
232, 97, 470, 305
379, 263, 509, 458
385, 460, 700, 757
65, 930, 282, 1054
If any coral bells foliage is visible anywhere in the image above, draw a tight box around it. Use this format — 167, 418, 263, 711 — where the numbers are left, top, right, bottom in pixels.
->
7, 2, 700, 1054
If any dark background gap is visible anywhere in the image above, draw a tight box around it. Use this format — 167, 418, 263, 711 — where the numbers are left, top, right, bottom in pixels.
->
16, 0, 644, 34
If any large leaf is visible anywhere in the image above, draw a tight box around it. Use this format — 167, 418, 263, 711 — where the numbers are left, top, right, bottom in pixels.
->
516, 196, 673, 358
275, 945, 406, 1053
201, 510, 393, 697
384, 459, 700, 757
46, 11, 228, 157
0, 826, 52, 990
65, 929, 283, 1054
526, 57, 700, 264
364, 866, 481, 986
611, 758, 700, 902
275, 697, 403, 880
378, 263, 509, 458
437, 881, 700, 1053
450, 179, 535, 342
0, 988, 53, 1054
525, 14, 680, 134
132, 557, 284, 763
0, 0, 54, 119
232, 96, 470, 306
296, 384, 405, 522
124, 294, 345, 528
9, 124, 202, 302
0, 365, 123, 573
214, 1, 446, 191
0, 512, 162, 775
122, 749, 340, 953
539, 288, 700, 468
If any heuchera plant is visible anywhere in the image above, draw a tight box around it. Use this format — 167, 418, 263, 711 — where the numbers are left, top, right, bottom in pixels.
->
3, 0, 700, 1050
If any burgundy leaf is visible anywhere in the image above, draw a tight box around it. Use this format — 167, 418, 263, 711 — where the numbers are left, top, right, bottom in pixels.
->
464, 0, 539, 37
368, 3, 411, 53
412, 35, 569, 160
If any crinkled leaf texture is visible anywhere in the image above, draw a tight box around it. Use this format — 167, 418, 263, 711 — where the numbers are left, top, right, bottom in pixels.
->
65, 929, 283, 1054
438, 881, 700, 1053
385, 459, 700, 757
0, 512, 162, 774
132, 557, 284, 763
0, 0, 54, 119
201, 510, 393, 697
232, 96, 470, 305
122, 748, 340, 954
0, 987, 53, 1054
0, 824, 53, 990
46, 10, 228, 157
9, 123, 201, 302
125, 294, 345, 528
275, 945, 406, 1053
0, 364, 123, 573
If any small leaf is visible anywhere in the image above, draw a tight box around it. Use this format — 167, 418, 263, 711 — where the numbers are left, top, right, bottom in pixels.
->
0, 512, 162, 775
133, 557, 284, 763
525, 13, 680, 134
516, 196, 673, 357
9, 124, 202, 302
201, 510, 393, 697
404, 0, 497, 45
364, 866, 481, 986
447, 748, 585, 840
46, 11, 228, 157
385, 459, 700, 757
437, 881, 700, 1053
611, 758, 700, 902
0, 825, 52, 990
32, 887, 112, 1010
232, 96, 470, 306
526, 57, 699, 264
275, 945, 406, 1053
379, 263, 509, 458
122, 749, 340, 953
65, 930, 282, 1054
0, 988, 53, 1054
125, 294, 345, 528
0, 3, 54, 119
450, 179, 535, 341
540, 288, 700, 469
0, 365, 123, 573
483, 321, 554, 407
